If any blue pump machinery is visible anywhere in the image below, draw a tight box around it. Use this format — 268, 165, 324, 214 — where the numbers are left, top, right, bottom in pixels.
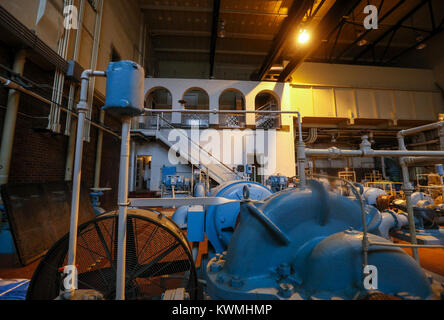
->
266, 175, 289, 193
89, 188, 112, 215
172, 180, 272, 253
204, 180, 440, 300
160, 166, 191, 198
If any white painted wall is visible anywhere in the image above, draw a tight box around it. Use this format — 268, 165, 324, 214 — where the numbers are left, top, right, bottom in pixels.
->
141, 62, 444, 181
289, 63, 444, 122
135, 141, 192, 191
144, 78, 297, 178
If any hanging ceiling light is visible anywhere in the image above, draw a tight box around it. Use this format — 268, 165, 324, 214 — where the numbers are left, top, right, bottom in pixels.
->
298, 29, 310, 44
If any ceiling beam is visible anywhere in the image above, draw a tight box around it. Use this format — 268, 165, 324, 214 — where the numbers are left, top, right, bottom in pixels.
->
221, 9, 287, 17
256, 0, 316, 81
277, 0, 362, 82
352, 0, 430, 63
141, 5, 211, 13
140, 5, 288, 17
209, 0, 221, 79
154, 48, 267, 56
334, 0, 407, 62
150, 29, 274, 41
385, 25, 444, 64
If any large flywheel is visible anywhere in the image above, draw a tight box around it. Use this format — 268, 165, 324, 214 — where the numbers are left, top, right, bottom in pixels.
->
26, 209, 198, 300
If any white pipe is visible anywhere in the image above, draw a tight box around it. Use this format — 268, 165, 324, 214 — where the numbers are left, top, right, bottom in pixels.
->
65, 118, 77, 181
84, 0, 104, 142
378, 211, 408, 239
381, 157, 388, 180
129, 140, 136, 193
65, 0, 86, 135
116, 117, 132, 300
49, 0, 73, 132
0, 49, 27, 185
93, 110, 105, 188
65, 70, 106, 298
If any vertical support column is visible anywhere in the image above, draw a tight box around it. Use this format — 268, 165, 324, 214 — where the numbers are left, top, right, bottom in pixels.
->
295, 112, 306, 190
65, 70, 106, 298
93, 110, 105, 188
67, 109, 87, 272
400, 159, 420, 263
116, 117, 132, 300
439, 125, 444, 151
0, 49, 27, 185
65, 118, 77, 181
129, 140, 136, 193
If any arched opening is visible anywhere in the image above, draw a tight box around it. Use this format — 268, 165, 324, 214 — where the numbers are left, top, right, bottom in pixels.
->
219, 89, 246, 128
182, 87, 210, 127
255, 91, 281, 129
143, 87, 173, 128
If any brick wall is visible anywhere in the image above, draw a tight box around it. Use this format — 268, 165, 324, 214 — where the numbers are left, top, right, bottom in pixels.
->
0, 47, 121, 211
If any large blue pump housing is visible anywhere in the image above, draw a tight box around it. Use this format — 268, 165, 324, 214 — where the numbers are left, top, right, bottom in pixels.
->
205, 181, 436, 300
103, 60, 145, 117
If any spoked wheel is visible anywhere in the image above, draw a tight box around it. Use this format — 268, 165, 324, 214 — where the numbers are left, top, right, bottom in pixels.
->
26, 209, 198, 300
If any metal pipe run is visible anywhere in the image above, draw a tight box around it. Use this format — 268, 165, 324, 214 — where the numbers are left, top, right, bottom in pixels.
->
301, 126, 444, 265
144, 108, 304, 115
305, 148, 444, 158
395, 121, 444, 263
0, 75, 120, 138
0, 49, 27, 185
116, 117, 132, 300
65, 70, 106, 298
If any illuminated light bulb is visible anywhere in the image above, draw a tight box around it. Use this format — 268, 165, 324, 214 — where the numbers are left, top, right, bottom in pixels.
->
298, 29, 310, 44
357, 39, 368, 47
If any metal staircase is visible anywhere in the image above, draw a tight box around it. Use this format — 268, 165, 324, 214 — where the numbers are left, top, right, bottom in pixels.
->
133, 115, 241, 184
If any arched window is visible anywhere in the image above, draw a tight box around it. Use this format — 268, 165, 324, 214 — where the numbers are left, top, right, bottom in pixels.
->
219, 89, 246, 128
144, 87, 173, 127
255, 91, 281, 129
182, 87, 210, 127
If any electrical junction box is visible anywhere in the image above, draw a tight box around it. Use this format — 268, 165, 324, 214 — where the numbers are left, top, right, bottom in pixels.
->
103, 60, 145, 117
187, 205, 205, 242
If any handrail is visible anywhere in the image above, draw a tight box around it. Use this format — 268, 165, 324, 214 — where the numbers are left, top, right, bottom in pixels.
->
154, 114, 242, 180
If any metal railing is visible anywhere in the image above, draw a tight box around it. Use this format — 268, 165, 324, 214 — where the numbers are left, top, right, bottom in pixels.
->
255, 102, 281, 129
218, 113, 246, 128
151, 113, 242, 181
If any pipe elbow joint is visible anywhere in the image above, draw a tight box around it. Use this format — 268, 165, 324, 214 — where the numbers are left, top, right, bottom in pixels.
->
80, 69, 94, 80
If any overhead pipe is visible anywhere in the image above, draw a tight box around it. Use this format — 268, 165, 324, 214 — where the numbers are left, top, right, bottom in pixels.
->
0, 49, 27, 185
395, 120, 444, 263
0, 75, 120, 138
299, 122, 444, 265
